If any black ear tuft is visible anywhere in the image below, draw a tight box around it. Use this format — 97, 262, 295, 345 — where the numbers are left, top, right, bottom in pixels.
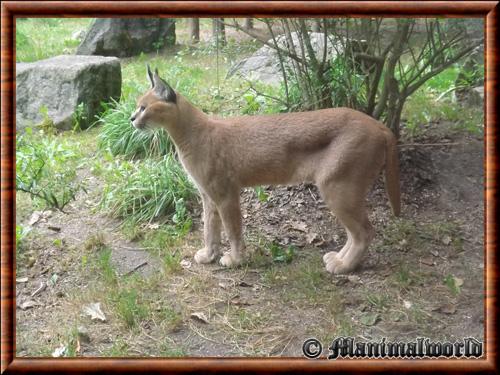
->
147, 64, 154, 89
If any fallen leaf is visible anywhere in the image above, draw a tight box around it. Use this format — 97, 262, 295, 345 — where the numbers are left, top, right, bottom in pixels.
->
306, 232, 318, 244
52, 344, 67, 357
403, 300, 412, 309
83, 302, 106, 322
430, 249, 439, 257
442, 235, 452, 245
290, 221, 308, 232
180, 259, 192, 269
28, 211, 42, 226
347, 275, 361, 284
16, 277, 29, 283
453, 277, 464, 287
359, 312, 380, 326
19, 300, 39, 310
146, 223, 160, 230
190, 312, 209, 324
218, 282, 231, 290
251, 284, 261, 292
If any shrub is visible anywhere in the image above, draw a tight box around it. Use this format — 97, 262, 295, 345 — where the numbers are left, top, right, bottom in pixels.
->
16, 128, 86, 211
100, 155, 196, 225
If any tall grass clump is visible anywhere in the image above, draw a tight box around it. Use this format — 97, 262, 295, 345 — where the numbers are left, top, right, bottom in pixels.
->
97, 99, 173, 159
100, 154, 196, 225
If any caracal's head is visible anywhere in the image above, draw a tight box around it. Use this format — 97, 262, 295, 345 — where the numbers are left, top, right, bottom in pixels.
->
130, 65, 178, 130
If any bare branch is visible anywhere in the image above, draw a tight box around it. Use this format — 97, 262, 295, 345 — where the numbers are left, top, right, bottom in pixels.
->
222, 20, 305, 64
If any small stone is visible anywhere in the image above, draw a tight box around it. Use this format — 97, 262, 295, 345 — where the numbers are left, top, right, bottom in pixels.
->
77, 326, 90, 344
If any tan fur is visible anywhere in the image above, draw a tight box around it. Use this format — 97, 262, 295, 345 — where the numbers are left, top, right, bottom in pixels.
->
132, 69, 401, 274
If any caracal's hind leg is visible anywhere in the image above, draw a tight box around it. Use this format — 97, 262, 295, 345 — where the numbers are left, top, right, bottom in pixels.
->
194, 193, 222, 264
215, 191, 245, 267
319, 181, 375, 274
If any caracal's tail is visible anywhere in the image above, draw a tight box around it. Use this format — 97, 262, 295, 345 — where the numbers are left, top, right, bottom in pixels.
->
384, 130, 401, 216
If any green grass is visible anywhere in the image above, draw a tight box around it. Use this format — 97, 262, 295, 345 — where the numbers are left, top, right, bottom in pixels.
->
99, 155, 196, 225
159, 341, 187, 357
140, 225, 191, 273
402, 66, 484, 138
102, 338, 129, 357
95, 247, 117, 284
97, 100, 173, 159
115, 288, 149, 328
16, 18, 92, 62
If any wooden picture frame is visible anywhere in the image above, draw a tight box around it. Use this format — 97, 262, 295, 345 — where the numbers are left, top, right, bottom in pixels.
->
1, 1, 498, 373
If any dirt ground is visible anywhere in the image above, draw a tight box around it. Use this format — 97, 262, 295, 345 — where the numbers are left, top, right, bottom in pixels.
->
15, 122, 484, 358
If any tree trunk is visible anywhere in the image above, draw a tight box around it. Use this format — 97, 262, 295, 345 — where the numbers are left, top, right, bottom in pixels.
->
189, 19, 199, 44
212, 18, 226, 47
244, 18, 254, 30
312, 20, 321, 32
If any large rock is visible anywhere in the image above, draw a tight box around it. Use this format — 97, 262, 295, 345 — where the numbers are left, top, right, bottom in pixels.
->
76, 18, 176, 57
16, 55, 121, 131
228, 32, 343, 85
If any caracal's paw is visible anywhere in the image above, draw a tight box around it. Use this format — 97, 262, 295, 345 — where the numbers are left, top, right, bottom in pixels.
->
219, 252, 242, 268
324, 252, 353, 275
194, 248, 218, 264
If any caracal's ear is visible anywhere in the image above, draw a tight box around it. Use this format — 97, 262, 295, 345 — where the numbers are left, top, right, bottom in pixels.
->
151, 68, 177, 103
147, 64, 154, 89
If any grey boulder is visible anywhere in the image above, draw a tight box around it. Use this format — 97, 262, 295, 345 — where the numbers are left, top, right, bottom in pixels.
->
228, 32, 343, 85
76, 18, 176, 57
16, 55, 121, 131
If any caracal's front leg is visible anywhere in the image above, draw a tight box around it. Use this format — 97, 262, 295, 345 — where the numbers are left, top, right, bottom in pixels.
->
194, 194, 222, 264
216, 191, 245, 267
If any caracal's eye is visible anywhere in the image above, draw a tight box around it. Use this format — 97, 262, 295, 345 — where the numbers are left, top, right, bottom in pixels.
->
140, 106, 146, 112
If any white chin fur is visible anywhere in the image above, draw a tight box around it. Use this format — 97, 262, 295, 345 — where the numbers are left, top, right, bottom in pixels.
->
132, 120, 145, 129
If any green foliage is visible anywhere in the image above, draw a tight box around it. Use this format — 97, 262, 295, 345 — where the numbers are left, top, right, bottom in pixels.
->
97, 99, 173, 159
402, 66, 484, 139
16, 224, 30, 252
254, 186, 269, 203
329, 55, 367, 109
142, 224, 192, 273
96, 247, 116, 284
443, 274, 461, 296
103, 339, 129, 356
16, 129, 86, 211
99, 155, 196, 225
159, 341, 186, 357
72, 102, 89, 132
115, 289, 149, 328
268, 242, 295, 263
